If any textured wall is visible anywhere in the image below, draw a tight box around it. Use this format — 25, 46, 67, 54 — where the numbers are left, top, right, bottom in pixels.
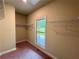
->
0, 4, 16, 53
26, 1, 79, 59
16, 13, 27, 43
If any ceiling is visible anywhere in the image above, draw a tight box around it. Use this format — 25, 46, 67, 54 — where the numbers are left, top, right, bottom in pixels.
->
5, 0, 53, 15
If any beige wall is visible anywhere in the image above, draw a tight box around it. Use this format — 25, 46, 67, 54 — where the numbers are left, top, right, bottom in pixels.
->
16, 13, 27, 43
26, 1, 79, 59
0, 4, 16, 53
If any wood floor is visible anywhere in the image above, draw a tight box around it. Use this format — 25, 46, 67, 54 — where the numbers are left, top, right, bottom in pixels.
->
0, 41, 52, 59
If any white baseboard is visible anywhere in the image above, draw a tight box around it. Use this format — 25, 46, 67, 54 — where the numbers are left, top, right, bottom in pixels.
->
16, 40, 26, 44
0, 48, 16, 56
26, 40, 58, 59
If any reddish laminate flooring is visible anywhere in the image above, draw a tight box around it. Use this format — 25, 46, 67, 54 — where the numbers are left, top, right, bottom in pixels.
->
0, 42, 52, 59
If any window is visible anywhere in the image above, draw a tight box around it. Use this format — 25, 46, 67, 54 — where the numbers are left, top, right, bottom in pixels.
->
36, 17, 46, 48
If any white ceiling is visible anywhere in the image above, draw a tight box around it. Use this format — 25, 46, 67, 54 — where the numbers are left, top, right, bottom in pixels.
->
5, 0, 53, 15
